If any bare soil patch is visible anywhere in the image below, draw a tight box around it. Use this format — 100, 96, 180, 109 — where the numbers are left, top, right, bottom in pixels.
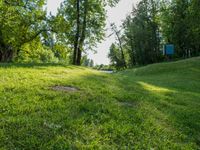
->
118, 101, 137, 107
51, 85, 79, 92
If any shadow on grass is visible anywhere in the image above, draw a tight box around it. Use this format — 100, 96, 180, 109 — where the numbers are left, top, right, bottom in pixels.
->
96, 68, 200, 147
76, 73, 200, 147
0, 63, 86, 70
134, 80, 200, 147
71, 72, 200, 138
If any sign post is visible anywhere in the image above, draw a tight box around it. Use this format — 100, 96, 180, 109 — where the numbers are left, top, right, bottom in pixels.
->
163, 44, 174, 60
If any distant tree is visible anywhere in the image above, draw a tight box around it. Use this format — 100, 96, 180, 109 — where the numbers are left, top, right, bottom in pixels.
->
89, 59, 94, 67
110, 23, 126, 68
108, 43, 125, 69
81, 55, 90, 66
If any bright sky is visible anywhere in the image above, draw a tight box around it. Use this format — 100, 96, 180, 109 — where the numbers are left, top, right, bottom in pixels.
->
46, 0, 140, 65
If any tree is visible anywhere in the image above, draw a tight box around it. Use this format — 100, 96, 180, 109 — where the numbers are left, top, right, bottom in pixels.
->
82, 55, 90, 66
122, 0, 161, 66
159, 0, 200, 58
108, 43, 125, 69
110, 23, 126, 68
187, 0, 200, 56
89, 59, 94, 67
0, 0, 48, 62
170, 0, 190, 57
57, 0, 120, 65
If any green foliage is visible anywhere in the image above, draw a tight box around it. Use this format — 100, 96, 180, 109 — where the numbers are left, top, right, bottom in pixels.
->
159, 0, 200, 57
108, 43, 126, 69
57, 0, 107, 50
52, 43, 71, 63
0, 0, 47, 61
109, 23, 127, 68
0, 57, 200, 149
123, 0, 161, 66
56, 0, 120, 65
187, 0, 200, 56
81, 55, 94, 67
93, 64, 115, 71
18, 39, 58, 63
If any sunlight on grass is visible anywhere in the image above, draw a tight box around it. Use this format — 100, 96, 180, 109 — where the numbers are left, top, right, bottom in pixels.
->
138, 81, 174, 93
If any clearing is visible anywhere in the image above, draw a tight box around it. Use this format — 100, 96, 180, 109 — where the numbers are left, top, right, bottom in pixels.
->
0, 57, 200, 149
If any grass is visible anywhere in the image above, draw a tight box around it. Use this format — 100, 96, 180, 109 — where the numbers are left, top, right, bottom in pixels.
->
0, 57, 200, 149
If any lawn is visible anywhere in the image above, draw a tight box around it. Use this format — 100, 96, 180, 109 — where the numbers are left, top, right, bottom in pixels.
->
1, 57, 200, 149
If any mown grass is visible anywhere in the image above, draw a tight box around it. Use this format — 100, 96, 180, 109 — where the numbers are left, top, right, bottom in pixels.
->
0, 57, 200, 149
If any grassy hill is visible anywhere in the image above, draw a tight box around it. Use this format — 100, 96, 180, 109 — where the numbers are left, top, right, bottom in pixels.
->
1, 57, 200, 149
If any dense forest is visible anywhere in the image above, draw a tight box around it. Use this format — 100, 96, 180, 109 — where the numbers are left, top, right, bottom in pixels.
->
109, 0, 200, 68
0, 0, 200, 68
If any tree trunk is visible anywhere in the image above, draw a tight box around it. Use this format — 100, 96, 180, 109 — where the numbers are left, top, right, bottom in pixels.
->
76, 47, 82, 65
77, 0, 88, 66
115, 30, 126, 68
73, 0, 80, 65
130, 38, 136, 66
0, 29, 15, 62
0, 47, 14, 62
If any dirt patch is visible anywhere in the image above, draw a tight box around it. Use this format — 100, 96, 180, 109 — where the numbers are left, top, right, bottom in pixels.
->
118, 101, 137, 107
51, 86, 79, 92
44, 121, 62, 129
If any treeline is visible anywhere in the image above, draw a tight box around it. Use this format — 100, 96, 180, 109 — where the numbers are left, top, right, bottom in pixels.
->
108, 0, 200, 68
0, 0, 119, 64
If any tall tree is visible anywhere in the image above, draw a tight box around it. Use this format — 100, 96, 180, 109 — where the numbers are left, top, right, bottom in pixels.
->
73, 0, 80, 65
188, 0, 200, 56
170, 0, 190, 57
77, 0, 88, 65
159, 0, 200, 57
123, 0, 161, 66
57, 0, 119, 65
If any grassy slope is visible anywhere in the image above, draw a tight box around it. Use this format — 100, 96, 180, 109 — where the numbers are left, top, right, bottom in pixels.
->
0, 57, 200, 149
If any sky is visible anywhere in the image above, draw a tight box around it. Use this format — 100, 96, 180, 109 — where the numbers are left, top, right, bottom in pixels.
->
46, 0, 140, 65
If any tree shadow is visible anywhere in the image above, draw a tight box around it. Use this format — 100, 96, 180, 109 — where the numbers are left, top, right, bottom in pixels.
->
100, 68, 200, 147
0, 63, 86, 70
134, 80, 200, 147
74, 72, 200, 147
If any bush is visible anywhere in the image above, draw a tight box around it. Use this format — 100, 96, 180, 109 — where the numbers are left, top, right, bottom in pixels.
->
17, 40, 58, 63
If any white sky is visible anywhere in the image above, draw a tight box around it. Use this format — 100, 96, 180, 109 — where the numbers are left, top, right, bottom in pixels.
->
46, 0, 140, 65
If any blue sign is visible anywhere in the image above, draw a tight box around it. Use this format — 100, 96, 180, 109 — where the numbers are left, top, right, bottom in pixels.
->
164, 44, 174, 55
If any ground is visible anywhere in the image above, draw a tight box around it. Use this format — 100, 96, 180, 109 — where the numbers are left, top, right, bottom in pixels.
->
0, 57, 200, 149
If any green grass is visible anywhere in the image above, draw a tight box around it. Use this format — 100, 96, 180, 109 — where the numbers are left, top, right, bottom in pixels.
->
1, 57, 200, 149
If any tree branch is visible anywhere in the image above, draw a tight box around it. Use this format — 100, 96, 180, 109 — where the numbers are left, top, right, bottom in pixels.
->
4, 0, 29, 8
20, 28, 57, 46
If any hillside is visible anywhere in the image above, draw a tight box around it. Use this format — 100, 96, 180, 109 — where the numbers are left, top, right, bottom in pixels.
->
1, 57, 200, 149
